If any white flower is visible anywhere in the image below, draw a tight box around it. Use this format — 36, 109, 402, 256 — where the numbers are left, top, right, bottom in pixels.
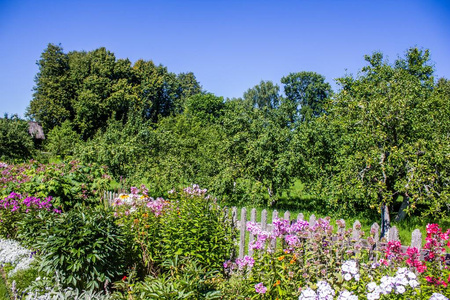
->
395, 285, 406, 294
367, 292, 380, 300
408, 279, 419, 288
367, 282, 377, 292
337, 290, 358, 300
344, 273, 352, 281
299, 287, 316, 300
317, 281, 335, 298
429, 293, 449, 300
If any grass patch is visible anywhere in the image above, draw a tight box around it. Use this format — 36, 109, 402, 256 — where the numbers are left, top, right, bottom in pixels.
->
0, 271, 11, 300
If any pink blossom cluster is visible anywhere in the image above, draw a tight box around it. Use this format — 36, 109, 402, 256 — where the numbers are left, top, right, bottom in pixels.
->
405, 247, 427, 273
113, 185, 169, 217
0, 192, 60, 214
182, 184, 208, 196
247, 217, 309, 251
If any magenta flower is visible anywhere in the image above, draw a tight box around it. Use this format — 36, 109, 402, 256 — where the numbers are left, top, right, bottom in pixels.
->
255, 282, 267, 294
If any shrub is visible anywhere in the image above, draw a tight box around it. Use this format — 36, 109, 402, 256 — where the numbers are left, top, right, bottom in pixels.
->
0, 115, 34, 161
34, 207, 130, 291
0, 160, 112, 211
0, 192, 60, 239
113, 185, 236, 277
159, 185, 235, 271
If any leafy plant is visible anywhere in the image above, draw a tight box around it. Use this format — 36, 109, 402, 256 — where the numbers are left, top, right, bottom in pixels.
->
34, 207, 130, 291
160, 185, 235, 272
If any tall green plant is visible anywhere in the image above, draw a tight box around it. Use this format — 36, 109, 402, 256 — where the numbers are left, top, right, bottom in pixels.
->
34, 207, 130, 291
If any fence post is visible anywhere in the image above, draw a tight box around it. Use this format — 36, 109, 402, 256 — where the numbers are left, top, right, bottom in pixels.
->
370, 223, 380, 242
352, 220, 362, 242
271, 210, 278, 250
309, 214, 316, 228
261, 209, 268, 232
297, 213, 304, 222
388, 226, 399, 242
249, 208, 257, 256
232, 207, 238, 230
411, 229, 422, 250
239, 208, 247, 258
284, 211, 291, 222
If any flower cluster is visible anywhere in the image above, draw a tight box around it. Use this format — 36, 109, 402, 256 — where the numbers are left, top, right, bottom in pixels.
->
112, 185, 169, 217
299, 281, 335, 300
342, 260, 360, 281
254, 282, 267, 294
0, 239, 34, 276
366, 268, 419, 299
0, 192, 57, 213
247, 217, 310, 251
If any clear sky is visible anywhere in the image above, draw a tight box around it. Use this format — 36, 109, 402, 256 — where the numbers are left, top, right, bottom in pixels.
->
0, 0, 449, 118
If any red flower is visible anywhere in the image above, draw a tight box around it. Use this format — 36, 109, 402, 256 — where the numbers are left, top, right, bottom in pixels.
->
122, 276, 127, 281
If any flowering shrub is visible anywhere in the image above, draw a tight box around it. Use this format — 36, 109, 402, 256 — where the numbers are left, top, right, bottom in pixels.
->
113, 184, 235, 278
0, 239, 34, 277
113, 185, 170, 275
0, 160, 112, 211
0, 192, 60, 239
222, 218, 450, 299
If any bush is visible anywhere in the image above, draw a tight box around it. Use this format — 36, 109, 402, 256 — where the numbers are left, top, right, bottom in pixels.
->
112, 185, 236, 277
0, 161, 112, 212
160, 185, 235, 271
0, 115, 35, 161
0, 192, 60, 239
34, 207, 130, 291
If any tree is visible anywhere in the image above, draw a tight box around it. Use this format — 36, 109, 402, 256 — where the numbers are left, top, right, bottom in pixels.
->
243, 80, 281, 109
293, 48, 449, 223
281, 72, 332, 124
0, 114, 35, 160
27, 44, 74, 131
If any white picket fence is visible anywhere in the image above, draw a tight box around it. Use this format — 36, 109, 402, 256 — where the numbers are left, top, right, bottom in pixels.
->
104, 192, 431, 260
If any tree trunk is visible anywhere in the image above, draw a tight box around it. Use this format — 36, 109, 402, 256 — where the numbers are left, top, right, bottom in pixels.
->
380, 203, 390, 239
395, 195, 409, 222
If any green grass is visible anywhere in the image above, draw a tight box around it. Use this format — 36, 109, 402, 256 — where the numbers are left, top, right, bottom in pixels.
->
0, 272, 10, 300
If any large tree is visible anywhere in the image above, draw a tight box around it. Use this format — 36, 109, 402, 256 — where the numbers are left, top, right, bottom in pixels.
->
281, 71, 332, 124
293, 48, 450, 223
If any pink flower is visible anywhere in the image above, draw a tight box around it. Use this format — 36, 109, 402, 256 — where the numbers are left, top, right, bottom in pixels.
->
255, 282, 267, 294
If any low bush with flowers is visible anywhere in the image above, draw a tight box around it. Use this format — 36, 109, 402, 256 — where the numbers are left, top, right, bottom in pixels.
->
0, 192, 61, 239
112, 184, 235, 280
221, 218, 450, 300
0, 160, 112, 212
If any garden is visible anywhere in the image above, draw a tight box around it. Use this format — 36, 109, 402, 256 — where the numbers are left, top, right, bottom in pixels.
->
1, 46, 450, 299
0, 160, 449, 299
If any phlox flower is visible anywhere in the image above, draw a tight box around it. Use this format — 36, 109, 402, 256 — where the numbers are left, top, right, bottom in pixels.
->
298, 287, 316, 300
337, 290, 358, 300
255, 282, 267, 294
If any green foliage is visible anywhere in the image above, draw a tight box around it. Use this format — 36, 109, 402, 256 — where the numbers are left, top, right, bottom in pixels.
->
44, 120, 81, 159
281, 71, 332, 124
34, 207, 130, 291
7, 262, 41, 296
243, 80, 281, 109
27, 44, 202, 139
159, 188, 235, 272
113, 258, 222, 300
75, 116, 152, 178
1, 161, 112, 212
293, 48, 450, 219
0, 115, 35, 161
183, 93, 224, 123
0, 275, 10, 300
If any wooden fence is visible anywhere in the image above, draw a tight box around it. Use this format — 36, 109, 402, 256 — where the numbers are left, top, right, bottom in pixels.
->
104, 192, 441, 261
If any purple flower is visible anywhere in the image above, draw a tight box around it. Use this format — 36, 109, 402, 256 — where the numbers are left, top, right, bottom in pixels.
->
255, 282, 267, 294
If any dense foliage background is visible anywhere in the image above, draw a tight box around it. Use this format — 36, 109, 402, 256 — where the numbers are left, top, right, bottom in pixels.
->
2, 44, 449, 222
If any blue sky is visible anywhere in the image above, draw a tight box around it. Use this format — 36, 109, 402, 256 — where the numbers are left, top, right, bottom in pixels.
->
1, 0, 449, 118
